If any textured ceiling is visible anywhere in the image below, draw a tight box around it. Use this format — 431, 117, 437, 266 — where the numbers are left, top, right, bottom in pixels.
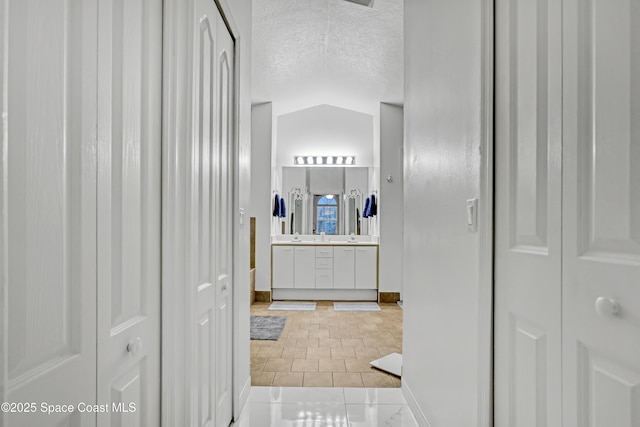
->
252, 0, 403, 116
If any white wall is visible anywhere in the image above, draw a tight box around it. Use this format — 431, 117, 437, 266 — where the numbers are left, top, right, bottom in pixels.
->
403, 0, 487, 426
379, 103, 403, 297
250, 103, 273, 293
276, 104, 374, 167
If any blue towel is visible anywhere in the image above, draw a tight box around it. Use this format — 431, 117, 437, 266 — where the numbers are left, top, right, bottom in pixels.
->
370, 194, 377, 216
279, 198, 286, 218
363, 197, 371, 218
273, 194, 280, 217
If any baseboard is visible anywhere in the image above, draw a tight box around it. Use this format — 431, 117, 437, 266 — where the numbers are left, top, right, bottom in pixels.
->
402, 380, 432, 427
254, 291, 271, 302
378, 292, 401, 303
234, 375, 251, 421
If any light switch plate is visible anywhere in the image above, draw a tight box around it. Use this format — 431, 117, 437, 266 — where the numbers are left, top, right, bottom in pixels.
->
466, 199, 478, 232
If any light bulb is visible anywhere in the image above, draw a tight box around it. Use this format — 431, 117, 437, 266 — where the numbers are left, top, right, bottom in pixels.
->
346, 156, 354, 165
306, 156, 314, 165
316, 156, 323, 164
336, 157, 344, 165
296, 156, 304, 165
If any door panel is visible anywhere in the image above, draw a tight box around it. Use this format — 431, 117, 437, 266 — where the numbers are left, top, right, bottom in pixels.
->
355, 247, 377, 289
215, 18, 234, 426
334, 247, 355, 289
5, 0, 98, 425
192, 2, 234, 426
96, 0, 162, 425
563, 0, 640, 424
494, 0, 562, 425
193, 3, 217, 425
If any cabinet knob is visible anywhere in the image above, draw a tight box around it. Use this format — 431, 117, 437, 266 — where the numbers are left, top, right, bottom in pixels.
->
127, 337, 143, 357
595, 297, 619, 318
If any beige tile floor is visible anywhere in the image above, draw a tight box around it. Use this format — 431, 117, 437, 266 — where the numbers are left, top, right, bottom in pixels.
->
250, 301, 403, 388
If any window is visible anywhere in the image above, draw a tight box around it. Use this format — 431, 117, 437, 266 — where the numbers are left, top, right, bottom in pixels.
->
315, 195, 338, 235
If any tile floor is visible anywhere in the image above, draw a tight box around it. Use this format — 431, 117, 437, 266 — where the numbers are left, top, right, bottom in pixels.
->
232, 387, 419, 427
250, 301, 403, 388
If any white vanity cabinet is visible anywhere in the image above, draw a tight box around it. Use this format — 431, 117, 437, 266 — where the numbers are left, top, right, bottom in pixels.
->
294, 247, 316, 288
271, 243, 378, 295
355, 246, 377, 289
333, 246, 356, 289
272, 246, 294, 288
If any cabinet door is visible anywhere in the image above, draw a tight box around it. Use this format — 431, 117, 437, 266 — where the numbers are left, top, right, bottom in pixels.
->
355, 247, 377, 289
294, 247, 316, 288
272, 246, 294, 288
334, 247, 356, 289
315, 270, 334, 289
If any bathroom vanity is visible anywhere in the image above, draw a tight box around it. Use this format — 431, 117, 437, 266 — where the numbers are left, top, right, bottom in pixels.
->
271, 237, 379, 301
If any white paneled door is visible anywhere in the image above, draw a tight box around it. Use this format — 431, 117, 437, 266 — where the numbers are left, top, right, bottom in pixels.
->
4, 1, 99, 426
494, 0, 563, 425
563, 0, 640, 425
496, 0, 640, 426
192, 1, 234, 425
96, 0, 162, 426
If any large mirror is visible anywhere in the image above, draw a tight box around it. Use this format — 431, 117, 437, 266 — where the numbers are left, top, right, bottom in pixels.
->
282, 166, 370, 235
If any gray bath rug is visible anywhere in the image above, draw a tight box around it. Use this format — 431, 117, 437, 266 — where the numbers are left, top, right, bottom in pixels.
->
268, 301, 317, 311
333, 302, 381, 312
250, 316, 286, 340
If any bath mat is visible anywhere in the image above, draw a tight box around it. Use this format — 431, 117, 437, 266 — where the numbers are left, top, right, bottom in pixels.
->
268, 301, 317, 311
250, 316, 286, 340
333, 302, 381, 312
370, 352, 402, 377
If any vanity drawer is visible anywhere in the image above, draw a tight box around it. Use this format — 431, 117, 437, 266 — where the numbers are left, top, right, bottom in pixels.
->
315, 269, 334, 288
315, 247, 334, 258
315, 258, 333, 269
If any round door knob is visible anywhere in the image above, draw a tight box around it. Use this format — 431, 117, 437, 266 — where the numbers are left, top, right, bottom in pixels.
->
127, 337, 143, 357
595, 297, 619, 318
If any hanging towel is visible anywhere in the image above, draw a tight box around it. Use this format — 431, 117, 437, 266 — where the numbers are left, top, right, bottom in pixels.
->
370, 194, 377, 216
363, 197, 371, 218
273, 194, 280, 217
279, 197, 286, 218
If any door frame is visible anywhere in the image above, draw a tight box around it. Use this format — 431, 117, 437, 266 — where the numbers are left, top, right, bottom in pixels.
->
161, 0, 247, 424
478, 0, 495, 426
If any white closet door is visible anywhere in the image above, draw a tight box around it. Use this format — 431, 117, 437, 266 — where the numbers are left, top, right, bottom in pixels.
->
494, 0, 563, 425
214, 13, 234, 427
562, 0, 640, 425
4, 1, 98, 425
191, 1, 234, 426
96, 0, 162, 426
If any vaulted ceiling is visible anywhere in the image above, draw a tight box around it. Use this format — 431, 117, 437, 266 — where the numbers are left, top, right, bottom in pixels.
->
252, 0, 403, 116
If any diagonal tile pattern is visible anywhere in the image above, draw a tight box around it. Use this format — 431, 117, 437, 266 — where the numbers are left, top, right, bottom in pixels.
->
250, 301, 402, 388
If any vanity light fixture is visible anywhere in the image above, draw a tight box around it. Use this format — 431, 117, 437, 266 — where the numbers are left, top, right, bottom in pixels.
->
294, 156, 355, 166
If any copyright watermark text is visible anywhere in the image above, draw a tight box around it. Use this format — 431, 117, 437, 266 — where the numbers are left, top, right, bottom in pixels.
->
1, 402, 136, 414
